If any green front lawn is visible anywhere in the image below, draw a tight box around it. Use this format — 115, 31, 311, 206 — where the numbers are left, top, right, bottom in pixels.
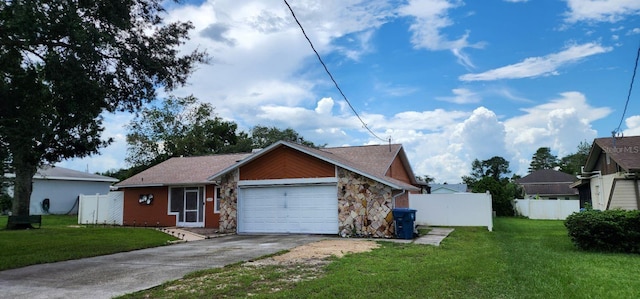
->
123, 218, 640, 298
0, 215, 176, 271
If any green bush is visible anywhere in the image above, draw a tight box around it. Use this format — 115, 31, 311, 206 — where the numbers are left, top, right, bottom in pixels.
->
565, 209, 640, 253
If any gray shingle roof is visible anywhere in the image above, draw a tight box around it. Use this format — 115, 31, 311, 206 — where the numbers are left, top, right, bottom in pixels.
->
587, 136, 640, 172
516, 169, 578, 197
116, 153, 251, 187
35, 165, 119, 183
516, 169, 577, 184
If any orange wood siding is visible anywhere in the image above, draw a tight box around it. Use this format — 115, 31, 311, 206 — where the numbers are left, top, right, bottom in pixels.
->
385, 156, 412, 184
395, 192, 409, 208
240, 146, 335, 180
204, 184, 219, 228
123, 187, 175, 227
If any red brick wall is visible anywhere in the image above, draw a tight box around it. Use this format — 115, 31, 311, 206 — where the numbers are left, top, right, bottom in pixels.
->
123, 187, 175, 227
385, 156, 412, 184
394, 191, 409, 208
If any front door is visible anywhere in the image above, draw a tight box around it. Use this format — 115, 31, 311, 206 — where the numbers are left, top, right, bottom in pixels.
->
183, 188, 200, 224
171, 187, 205, 227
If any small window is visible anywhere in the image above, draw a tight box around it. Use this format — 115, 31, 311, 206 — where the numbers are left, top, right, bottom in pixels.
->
214, 187, 221, 213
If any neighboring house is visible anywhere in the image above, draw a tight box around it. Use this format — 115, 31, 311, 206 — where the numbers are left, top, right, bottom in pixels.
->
209, 141, 421, 238
116, 141, 423, 238
430, 184, 467, 194
571, 136, 640, 210
516, 169, 579, 201
115, 153, 250, 228
7, 166, 119, 215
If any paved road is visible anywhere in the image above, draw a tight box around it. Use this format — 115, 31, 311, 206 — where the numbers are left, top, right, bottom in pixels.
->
0, 234, 324, 299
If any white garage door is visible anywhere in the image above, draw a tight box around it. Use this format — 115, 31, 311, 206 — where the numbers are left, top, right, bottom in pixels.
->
238, 185, 338, 234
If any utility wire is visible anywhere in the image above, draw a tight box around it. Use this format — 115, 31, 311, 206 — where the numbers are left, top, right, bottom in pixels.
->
283, 0, 388, 143
613, 42, 640, 137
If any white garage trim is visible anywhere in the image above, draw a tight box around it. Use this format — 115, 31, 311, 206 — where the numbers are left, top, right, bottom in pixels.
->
238, 177, 337, 187
238, 184, 338, 234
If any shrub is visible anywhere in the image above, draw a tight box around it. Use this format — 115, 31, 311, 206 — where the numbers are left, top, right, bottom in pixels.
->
565, 209, 640, 253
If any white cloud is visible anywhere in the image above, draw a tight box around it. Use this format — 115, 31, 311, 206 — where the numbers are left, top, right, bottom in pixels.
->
628, 28, 640, 35
564, 0, 640, 23
452, 107, 508, 160
397, 0, 484, 68
437, 88, 482, 104
163, 0, 394, 125
459, 43, 612, 81
623, 115, 640, 135
504, 91, 611, 174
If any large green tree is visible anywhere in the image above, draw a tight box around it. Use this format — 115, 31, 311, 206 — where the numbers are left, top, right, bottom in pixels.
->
559, 141, 591, 175
463, 156, 515, 216
0, 0, 206, 227
247, 126, 322, 149
126, 96, 239, 168
462, 156, 511, 185
528, 147, 559, 172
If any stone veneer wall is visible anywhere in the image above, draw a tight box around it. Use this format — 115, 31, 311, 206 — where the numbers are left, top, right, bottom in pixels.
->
218, 169, 239, 233
337, 167, 395, 238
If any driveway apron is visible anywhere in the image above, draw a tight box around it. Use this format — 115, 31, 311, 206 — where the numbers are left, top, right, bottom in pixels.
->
0, 234, 324, 299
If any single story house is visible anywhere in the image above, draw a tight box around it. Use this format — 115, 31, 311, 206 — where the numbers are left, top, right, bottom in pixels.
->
116, 141, 423, 238
571, 136, 640, 210
210, 141, 422, 238
6, 165, 119, 214
429, 183, 468, 194
115, 153, 250, 228
516, 169, 579, 201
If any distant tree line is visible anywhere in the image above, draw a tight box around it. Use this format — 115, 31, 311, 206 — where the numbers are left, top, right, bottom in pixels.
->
100, 96, 323, 181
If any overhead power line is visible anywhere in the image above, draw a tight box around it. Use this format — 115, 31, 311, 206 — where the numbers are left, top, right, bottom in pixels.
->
613, 42, 640, 137
283, 0, 388, 143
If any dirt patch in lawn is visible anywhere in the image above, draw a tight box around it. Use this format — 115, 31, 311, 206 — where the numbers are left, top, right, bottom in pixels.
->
247, 239, 380, 266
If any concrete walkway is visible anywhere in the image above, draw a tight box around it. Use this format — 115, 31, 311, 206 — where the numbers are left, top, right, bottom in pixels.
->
414, 228, 455, 246
158, 227, 208, 242
385, 227, 455, 246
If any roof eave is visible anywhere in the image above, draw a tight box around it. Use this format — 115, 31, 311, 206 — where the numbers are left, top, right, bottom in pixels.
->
207, 141, 419, 191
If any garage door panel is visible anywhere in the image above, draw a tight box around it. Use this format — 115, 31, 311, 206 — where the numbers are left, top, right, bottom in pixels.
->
239, 185, 337, 234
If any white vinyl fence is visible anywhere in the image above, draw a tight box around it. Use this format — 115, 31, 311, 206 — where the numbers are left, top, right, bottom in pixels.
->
513, 199, 579, 220
78, 192, 124, 225
409, 192, 493, 231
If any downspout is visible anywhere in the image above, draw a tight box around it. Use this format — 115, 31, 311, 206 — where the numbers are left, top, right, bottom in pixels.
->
392, 189, 406, 209
634, 176, 640, 210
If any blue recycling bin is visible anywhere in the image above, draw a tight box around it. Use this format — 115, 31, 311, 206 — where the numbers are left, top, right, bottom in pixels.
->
392, 208, 416, 239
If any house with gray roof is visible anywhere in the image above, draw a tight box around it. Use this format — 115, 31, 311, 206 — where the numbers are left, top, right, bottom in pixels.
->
516, 169, 579, 201
116, 141, 424, 238
6, 165, 119, 215
571, 136, 640, 210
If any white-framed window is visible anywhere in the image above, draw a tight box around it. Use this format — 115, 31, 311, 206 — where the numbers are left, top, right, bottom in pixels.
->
214, 187, 221, 213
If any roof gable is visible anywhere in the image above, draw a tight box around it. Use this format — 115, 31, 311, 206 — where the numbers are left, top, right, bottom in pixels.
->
584, 136, 640, 172
116, 153, 250, 187
431, 184, 468, 193
209, 141, 419, 191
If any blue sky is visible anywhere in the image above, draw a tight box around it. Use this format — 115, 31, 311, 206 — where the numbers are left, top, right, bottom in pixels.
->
60, 0, 640, 183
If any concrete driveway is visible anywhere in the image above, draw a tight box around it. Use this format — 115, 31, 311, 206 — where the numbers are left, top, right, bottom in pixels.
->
0, 234, 324, 299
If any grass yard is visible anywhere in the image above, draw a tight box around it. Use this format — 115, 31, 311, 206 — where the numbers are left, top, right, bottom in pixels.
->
0, 215, 177, 271
122, 218, 640, 299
